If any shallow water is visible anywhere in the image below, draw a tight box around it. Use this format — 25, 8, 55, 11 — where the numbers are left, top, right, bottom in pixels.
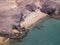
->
5, 18, 60, 45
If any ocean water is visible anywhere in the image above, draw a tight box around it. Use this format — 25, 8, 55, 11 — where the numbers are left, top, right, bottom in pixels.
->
9, 18, 60, 45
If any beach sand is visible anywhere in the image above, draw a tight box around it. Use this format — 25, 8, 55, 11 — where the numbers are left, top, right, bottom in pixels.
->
20, 9, 47, 28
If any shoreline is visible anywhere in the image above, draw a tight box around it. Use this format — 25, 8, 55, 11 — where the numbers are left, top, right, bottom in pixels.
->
20, 9, 47, 29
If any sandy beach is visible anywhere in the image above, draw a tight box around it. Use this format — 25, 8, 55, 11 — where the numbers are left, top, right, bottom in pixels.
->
20, 9, 47, 28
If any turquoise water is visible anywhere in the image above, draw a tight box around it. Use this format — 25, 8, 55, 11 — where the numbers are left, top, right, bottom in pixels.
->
14, 18, 60, 45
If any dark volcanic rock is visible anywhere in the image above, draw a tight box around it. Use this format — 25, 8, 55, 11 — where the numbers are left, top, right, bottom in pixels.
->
40, 0, 60, 16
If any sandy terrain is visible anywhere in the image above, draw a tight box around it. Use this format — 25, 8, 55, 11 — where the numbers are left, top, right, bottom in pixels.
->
20, 9, 47, 28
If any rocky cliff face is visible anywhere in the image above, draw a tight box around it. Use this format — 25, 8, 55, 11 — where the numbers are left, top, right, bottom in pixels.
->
40, 0, 60, 17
